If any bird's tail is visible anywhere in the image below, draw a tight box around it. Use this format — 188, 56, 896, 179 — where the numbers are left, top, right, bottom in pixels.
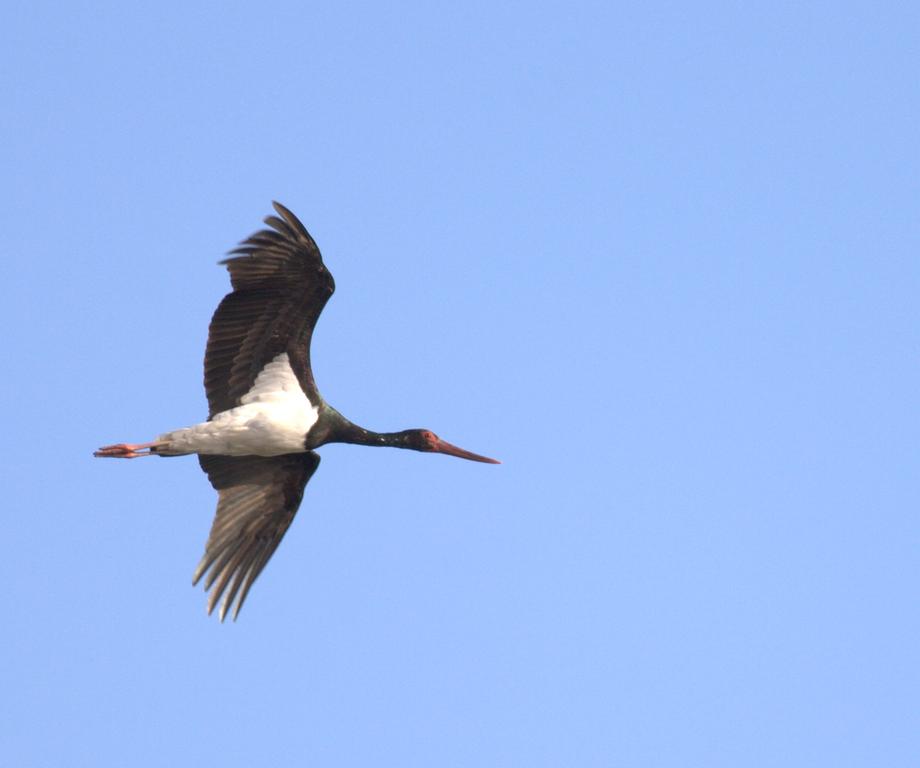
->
149, 429, 195, 457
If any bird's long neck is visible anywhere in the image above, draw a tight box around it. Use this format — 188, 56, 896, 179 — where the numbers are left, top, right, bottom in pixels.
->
316, 408, 409, 449
336, 423, 407, 448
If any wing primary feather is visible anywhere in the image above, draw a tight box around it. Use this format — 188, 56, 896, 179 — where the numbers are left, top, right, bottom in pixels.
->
221, 550, 256, 622
232, 547, 274, 621
210, 539, 256, 620
271, 200, 313, 241
262, 215, 298, 242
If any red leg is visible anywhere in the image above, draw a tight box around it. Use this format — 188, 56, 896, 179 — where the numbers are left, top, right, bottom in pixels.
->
93, 442, 163, 459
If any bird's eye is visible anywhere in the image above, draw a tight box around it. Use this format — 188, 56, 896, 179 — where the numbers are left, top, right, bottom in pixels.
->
421, 431, 437, 447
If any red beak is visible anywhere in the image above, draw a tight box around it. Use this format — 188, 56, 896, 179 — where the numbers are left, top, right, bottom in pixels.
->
432, 437, 500, 464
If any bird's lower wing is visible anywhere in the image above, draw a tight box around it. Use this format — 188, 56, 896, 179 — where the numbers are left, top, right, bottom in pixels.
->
195, 452, 321, 621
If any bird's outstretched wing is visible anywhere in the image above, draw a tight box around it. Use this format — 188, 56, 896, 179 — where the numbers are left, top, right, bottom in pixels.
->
203, 202, 335, 417
194, 452, 321, 621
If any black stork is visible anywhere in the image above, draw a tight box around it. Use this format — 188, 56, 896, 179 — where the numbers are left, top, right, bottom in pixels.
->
95, 202, 499, 621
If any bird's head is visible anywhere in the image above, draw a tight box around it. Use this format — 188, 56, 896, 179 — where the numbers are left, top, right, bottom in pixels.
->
401, 429, 500, 464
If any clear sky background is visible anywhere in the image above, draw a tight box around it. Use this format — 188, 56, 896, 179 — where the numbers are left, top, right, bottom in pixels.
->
3, 2, 917, 766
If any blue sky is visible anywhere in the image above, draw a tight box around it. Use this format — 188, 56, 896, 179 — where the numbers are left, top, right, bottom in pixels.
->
3, 2, 918, 766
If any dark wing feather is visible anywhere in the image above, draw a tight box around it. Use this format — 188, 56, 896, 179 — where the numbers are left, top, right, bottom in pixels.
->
204, 202, 335, 417
194, 452, 321, 621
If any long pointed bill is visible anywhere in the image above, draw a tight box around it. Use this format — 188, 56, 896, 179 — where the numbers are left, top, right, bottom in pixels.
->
433, 437, 500, 464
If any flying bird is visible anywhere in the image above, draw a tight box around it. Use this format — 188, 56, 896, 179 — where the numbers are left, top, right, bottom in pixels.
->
95, 203, 499, 620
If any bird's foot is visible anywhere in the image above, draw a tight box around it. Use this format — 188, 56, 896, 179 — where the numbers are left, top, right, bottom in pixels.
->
93, 442, 162, 459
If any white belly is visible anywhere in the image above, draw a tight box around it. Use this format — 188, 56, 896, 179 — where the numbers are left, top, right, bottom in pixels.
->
158, 353, 319, 456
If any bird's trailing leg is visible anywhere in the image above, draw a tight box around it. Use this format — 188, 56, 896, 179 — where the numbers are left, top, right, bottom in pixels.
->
94, 441, 163, 459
